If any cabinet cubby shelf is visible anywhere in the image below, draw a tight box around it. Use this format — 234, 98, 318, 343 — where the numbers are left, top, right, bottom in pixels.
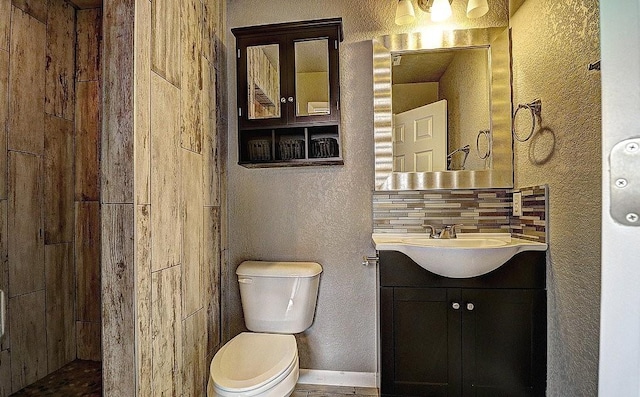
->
239, 125, 343, 167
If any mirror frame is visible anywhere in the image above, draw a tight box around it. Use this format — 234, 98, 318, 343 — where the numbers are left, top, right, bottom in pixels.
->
373, 27, 513, 190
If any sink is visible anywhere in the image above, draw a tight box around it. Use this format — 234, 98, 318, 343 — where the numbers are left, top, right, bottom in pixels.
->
398, 237, 508, 248
372, 233, 547, 278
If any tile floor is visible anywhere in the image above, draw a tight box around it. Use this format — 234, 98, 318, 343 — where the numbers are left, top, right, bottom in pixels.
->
9, 359, 379, 397
293, 383, 379, 397
10, 360, 101, 396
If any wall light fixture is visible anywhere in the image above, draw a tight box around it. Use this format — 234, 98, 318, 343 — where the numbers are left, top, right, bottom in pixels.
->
395, 0, 489, 25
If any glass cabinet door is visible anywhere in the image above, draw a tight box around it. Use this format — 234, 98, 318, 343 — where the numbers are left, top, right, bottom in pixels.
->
232, 18, 343, 166
293, 38, 330, 118
247, 43, 281, 120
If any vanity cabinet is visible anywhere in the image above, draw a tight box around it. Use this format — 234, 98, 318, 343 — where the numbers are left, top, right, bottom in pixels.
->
379, 250, 546, 397
231, 18, 343, 167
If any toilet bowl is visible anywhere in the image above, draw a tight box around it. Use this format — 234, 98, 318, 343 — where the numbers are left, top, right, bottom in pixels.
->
209, 333, 299, 397
207, 261, 322, 397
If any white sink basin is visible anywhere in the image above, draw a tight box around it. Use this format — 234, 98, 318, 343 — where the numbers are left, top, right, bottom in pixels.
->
372, 233, 547, 278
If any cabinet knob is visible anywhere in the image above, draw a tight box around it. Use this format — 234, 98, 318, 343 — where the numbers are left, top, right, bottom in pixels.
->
452, 302, 461, 310
466, 303, 475, 311
280, 97, 287, 103
288, 96, 294, 103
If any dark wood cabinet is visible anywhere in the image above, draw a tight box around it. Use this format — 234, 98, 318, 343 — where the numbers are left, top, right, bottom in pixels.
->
379, 251, 547, 397
381, 287, 462, 397
232, 18, 343, 167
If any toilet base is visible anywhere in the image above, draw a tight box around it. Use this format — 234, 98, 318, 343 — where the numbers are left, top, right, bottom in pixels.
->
208, 362, 298, 397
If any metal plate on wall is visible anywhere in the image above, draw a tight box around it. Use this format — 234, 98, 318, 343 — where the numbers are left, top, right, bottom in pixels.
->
610, 138, 640, 226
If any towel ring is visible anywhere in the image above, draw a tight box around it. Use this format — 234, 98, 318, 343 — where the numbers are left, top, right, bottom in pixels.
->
476, 130, 491, 159
512, 99, 542, 142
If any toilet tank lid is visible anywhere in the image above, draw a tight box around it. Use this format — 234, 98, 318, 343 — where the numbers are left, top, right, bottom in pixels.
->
237, 261, 322, 278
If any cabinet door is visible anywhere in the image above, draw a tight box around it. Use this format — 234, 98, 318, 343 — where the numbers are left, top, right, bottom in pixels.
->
237, 35, 287, 128
237, 28, 339, 129
461, 289, 546, 397
288, 28, 340, 124
381, 287, 462, 397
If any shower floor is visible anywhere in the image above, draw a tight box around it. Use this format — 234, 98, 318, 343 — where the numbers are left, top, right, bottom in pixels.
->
10, 359, 101, 396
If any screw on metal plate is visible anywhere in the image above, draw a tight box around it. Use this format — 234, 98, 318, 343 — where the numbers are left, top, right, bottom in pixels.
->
610, 138, 640, 226
615, 178, 628, 188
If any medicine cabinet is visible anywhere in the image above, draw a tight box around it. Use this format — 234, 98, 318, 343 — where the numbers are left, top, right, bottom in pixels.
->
232, 18, 343, 167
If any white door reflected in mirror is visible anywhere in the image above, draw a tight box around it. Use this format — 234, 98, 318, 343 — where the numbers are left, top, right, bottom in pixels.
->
393, 100, 447, 172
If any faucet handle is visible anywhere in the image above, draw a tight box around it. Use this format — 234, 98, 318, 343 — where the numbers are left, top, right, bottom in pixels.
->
448, 224, 463, 238
424, 224, 437, 238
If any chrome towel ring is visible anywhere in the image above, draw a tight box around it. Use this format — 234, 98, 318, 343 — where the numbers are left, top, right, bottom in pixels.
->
512, 98, 542, 142
476, 129, 491, 159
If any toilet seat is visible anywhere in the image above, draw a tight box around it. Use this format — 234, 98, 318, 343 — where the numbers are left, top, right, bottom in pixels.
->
210, 332, 298, 396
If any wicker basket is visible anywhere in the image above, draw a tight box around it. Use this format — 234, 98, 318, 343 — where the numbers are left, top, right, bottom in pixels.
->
278, 139, 305, 160
310, 137, 338, 158
247, 139, 271, 161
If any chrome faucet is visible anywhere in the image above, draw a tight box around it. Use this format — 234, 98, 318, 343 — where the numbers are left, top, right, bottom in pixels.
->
424, 224, 437, 238
424, 224, 463, 239
439, 224, 463, 239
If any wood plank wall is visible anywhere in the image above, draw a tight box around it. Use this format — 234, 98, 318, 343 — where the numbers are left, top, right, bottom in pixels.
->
75, 7, 102, 362
0, 1, 103, 395
0, 0, 8, 389
102, 0, 226, 395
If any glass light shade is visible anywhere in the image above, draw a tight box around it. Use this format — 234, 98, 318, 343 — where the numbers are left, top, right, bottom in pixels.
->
466, 0, 489, 18
395, 0, 416, 25
430, 0, 452, 22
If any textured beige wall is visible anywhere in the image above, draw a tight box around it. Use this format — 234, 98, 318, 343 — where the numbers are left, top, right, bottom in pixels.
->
392, 82, 439, 114
296, 72, 329, 115
227, 0, 509, 372
511, 0, 601, 395
440, 49, 490, 170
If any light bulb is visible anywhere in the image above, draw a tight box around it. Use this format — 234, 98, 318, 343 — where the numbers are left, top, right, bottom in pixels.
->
431, 0, 452, 22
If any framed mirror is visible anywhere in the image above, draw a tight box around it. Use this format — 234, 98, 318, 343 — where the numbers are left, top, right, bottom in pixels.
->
294, 38, 331, 117
373, 27, 513, 190
247, 43, 281, 120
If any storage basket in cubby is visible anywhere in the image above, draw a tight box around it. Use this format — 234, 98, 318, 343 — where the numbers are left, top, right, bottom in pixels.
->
310, 137, 338, 158
278, 139, 305, 160
247, 139, 271, 161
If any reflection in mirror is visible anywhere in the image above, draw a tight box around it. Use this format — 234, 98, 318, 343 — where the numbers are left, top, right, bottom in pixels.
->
393, 99, 448, 172
392, 48, 490, 172
373, 27, 513, 190
247, 44, 280, 120
295, 39, 330, 116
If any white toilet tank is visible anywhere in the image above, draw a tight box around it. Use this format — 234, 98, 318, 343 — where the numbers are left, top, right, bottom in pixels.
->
236, 261, 322, 334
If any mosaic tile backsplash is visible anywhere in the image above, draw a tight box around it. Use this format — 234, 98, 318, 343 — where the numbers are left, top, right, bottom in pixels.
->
510, 185, 548, 243
373, 185, 547, 243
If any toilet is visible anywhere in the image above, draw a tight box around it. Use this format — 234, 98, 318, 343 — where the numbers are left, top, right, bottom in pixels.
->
208, 261, 323, 397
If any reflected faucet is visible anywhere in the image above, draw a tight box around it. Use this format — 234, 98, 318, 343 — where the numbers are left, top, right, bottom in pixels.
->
424, 224, 463, 239
447, 145, 470, 170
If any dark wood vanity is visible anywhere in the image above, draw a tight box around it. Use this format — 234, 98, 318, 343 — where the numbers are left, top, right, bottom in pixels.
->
232, 18, 343, 167
379, 250, 547, 397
